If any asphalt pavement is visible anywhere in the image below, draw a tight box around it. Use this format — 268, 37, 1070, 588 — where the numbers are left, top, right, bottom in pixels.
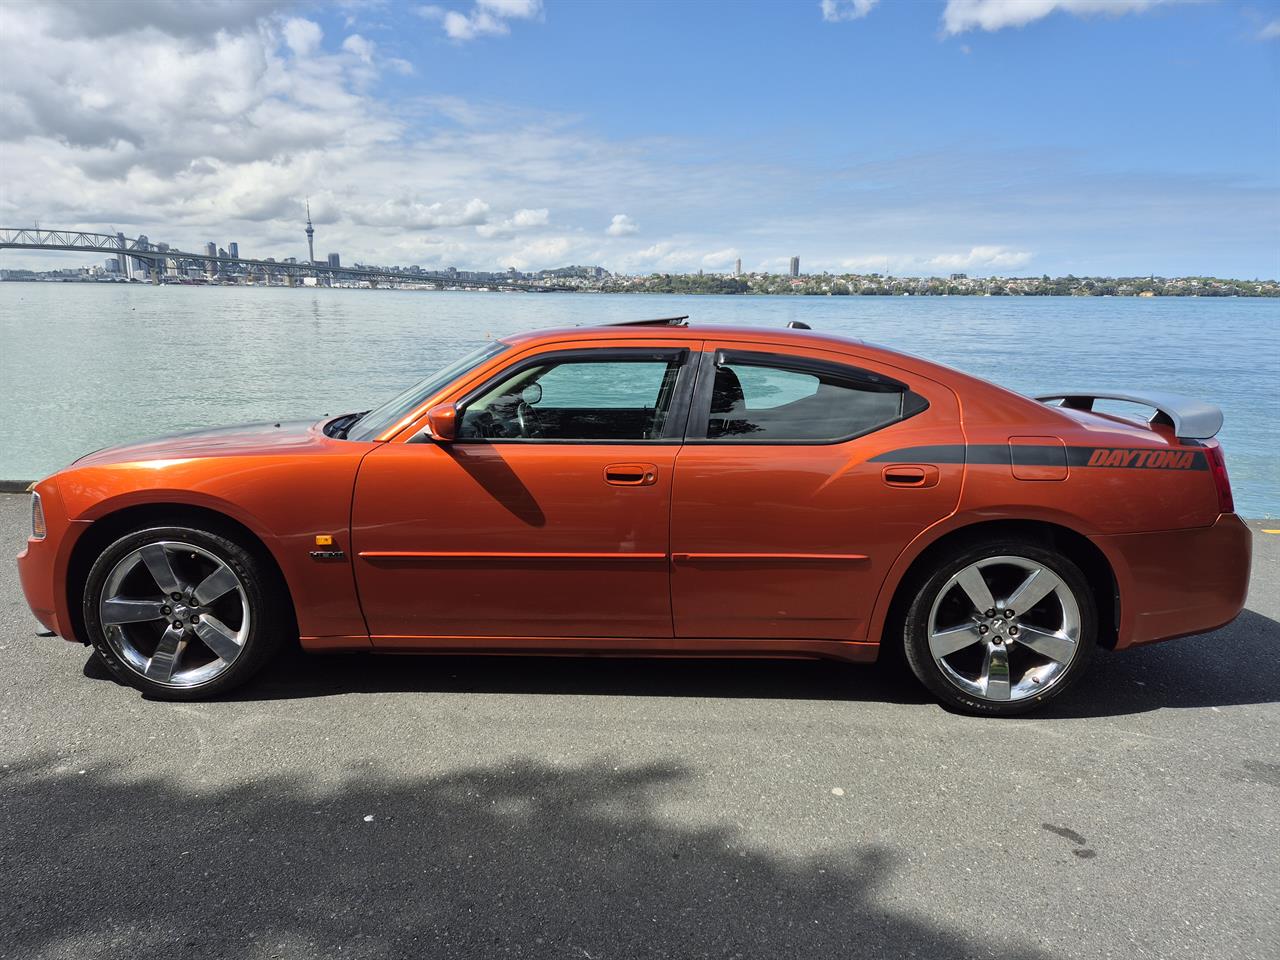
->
1, 492, 1276, 960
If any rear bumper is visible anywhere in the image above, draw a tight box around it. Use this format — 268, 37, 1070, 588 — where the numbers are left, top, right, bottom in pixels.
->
1099, 513, 1251, 649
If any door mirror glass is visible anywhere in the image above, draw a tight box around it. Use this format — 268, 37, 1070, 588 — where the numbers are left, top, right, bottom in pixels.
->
520, 382, 543, 406
426, 402, 458, 442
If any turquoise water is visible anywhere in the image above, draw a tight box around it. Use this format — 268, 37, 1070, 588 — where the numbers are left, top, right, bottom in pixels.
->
1, 284, 1276, 516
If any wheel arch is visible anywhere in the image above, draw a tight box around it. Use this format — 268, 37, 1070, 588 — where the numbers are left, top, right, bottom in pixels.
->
65, 502, 299, 647
875, 518, 1120, 654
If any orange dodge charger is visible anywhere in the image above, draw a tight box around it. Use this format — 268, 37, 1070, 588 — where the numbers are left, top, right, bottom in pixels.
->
17, 317, 1250, 715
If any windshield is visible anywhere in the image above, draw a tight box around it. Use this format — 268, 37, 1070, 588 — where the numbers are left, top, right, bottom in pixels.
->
346, 340, 510, 441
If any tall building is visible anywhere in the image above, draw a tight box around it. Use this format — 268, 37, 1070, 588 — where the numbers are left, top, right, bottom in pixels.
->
305, 199, 315, 264
789, 256, 800, 278
228, 241, 239, 259
205, 241, 218, 276
116, 231, 127, 276
734, 258, 742, 277
327, 252, 340, 268
131, 234, 150, 278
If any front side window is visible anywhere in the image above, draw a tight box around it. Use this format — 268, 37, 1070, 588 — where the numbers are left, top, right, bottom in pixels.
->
700, 351, 927, 442
459, 350, 687, 441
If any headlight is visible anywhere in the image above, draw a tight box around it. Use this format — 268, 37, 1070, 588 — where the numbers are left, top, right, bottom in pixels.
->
31, 492, 46, 540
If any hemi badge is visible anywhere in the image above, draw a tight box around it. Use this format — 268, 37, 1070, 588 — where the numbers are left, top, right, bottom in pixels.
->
309, 550, 346, 561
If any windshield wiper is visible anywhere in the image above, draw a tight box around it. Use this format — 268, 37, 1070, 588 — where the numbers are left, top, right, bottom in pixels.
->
326, 411, 370, 440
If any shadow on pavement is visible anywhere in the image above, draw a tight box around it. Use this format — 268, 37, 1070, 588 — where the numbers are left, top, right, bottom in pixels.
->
83, 610, 1280, 718
1035, 608, 1280, 719
1, 756, 1042, 960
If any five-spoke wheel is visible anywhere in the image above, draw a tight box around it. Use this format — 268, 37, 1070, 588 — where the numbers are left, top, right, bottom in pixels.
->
84, 524, 283, 699
903, 540, 1096, 715
99, 540, 250, 687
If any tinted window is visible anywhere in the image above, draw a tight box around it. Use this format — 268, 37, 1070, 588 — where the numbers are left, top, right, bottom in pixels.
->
703, 352, 925, 442
459, 353, 685, 441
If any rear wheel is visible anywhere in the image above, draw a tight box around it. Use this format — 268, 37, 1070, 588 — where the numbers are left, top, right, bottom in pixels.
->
902, 540, 1096, 716
83, 525, 284, 700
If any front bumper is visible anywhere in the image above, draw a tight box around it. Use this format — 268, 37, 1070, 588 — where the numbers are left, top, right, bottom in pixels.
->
15, 479, 79, 642
1099, 513, 1252, 649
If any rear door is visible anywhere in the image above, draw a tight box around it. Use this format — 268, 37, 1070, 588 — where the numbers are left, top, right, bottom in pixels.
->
669, 341, 962, 641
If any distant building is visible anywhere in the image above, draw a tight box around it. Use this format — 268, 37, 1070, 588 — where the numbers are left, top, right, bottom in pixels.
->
228, 242, 239, 259
205, 241, 218, 276
734, 258, 742, 277
327, 252, 341, 268
950, 273, 967, 281
789, 256, 800, 278
105, 259, 119, 273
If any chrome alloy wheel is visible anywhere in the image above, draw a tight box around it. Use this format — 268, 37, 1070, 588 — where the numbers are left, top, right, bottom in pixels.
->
99, 541, 250, 687
926, 555, 1081, 703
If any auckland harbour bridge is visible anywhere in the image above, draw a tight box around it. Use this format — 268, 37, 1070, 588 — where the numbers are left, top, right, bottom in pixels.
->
0, 226, 569, 291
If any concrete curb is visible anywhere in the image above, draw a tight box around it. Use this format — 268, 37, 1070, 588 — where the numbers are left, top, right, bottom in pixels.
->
0, 481, 35, 494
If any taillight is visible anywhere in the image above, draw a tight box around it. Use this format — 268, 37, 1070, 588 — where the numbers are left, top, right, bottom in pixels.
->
31, 491, 46, 540
1204, 443, 1234, 514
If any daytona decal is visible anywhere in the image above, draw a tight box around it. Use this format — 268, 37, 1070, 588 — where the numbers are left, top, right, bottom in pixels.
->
1083, 448, 1199, 470
871, 444, 1207, 470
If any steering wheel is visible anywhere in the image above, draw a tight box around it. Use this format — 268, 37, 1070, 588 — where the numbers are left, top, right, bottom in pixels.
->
515, 400, 543, 438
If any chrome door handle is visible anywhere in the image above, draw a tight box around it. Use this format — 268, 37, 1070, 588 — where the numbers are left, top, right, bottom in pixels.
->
604, 463, 658, 486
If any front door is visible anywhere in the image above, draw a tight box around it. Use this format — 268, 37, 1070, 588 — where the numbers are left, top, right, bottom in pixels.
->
352, 342, 698, 644
670, 342, 963, 641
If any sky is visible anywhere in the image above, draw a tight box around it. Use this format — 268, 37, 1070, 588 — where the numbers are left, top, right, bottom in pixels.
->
0, 0, 1277, 278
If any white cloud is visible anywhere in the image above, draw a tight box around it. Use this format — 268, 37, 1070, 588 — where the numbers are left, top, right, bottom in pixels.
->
606, 213, 638, 236
700, 248, 740, 268
342, 34, 375, 62
942, 0, 1164, 35
283, 17, 323, 57
352, 197, 492, 230
417, 0, 542, 42
820, 0, 878, 23
839, 246, 1033, 275
476, 207, 550, 237
926, 245, 1033, 271
1260, 19, 1280, 40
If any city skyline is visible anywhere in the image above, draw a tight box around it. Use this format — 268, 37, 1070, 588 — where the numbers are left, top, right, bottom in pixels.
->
1, 1, 1277, 278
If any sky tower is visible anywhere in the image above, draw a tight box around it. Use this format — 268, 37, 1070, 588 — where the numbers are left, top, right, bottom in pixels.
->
305, 198, 315, 264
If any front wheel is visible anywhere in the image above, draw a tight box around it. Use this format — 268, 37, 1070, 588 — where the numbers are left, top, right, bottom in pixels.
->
83, 525, 284, 700
902, 540, 1096, 716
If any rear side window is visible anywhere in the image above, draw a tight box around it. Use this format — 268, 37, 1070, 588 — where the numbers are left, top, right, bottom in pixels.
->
698, 350, 927, 442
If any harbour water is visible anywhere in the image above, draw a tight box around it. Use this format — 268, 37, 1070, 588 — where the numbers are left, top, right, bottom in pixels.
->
1, 283, 1276, 516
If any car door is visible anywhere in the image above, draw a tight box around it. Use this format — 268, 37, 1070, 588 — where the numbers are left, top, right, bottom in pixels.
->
351, 340, 699, 644
670, 341, 962, 641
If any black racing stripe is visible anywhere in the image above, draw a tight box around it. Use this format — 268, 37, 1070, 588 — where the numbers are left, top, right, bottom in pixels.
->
868, 444, 968, 463
872, 444, 1208, 471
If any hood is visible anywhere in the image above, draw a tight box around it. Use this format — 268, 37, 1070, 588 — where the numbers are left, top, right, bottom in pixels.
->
72, 419, 329, 468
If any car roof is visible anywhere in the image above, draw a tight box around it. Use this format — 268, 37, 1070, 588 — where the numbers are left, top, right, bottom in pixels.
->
500, 319, 871, 355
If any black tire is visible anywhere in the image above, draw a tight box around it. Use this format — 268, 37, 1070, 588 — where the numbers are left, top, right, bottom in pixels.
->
901, 539, 1096, 716
83, 524, 285, 700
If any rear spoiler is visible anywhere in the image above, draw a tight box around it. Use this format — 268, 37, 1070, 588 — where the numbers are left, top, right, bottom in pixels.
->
1035, 389, 1223, 440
